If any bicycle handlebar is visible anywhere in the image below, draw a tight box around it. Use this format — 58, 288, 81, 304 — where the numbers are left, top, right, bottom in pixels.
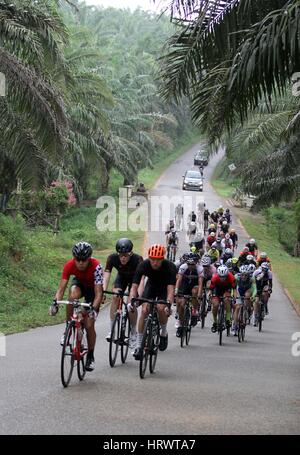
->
56, 300, 92, 309
103, 290, 129, 297
131, 297, 170, 306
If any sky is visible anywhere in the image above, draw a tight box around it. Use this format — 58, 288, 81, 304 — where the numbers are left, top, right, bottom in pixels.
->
84, 0, 164, 12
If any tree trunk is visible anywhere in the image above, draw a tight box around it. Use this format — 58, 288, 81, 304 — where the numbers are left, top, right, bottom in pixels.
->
98, 161, 111, 196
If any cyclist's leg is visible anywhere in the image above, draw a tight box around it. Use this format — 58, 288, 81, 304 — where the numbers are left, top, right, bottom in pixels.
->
68, 279, 82, 321
211, 294, 220, 331
223, 290, 232, 326
191, 286, 199, 325
253, 293, 261, 325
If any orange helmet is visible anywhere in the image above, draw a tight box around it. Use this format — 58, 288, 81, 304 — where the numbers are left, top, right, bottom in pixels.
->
148, 244, 166, 259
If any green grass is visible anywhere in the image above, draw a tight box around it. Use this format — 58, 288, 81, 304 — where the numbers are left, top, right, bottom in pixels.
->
0, 131, 202, 334
211, 157, 239, 199
241, 214, 300, 309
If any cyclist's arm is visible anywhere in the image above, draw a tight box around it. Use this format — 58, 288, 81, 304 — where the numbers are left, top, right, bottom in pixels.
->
55, 278, 69, 301
128, 283, 139, 302
175, 273, 183, 293
198, 276, 204, 297
251, 279, 257, 299
92, 284, 103, 312
167, 284, 175, 304
103, 271, 111, 292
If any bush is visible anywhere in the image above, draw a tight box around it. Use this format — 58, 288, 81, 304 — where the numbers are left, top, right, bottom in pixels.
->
0, 214, 27, 258
263, 207, 297, 255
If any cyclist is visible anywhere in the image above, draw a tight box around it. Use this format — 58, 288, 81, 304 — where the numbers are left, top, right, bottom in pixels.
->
192, 231, 205, 255
246, 238, 258, 258
208, 223, 217, 235
221, 247, 233, 264
206, 231, 216, 249
209, 265, 237, 333
175, 253, 203, 335
221, 233, 234, 252
203, 208, 210, 232
232, 265, 257, 335
129, 244, 176, 359
103, 238, 143, 348
231, 257, 240, 274
257, 251, 272, 270
220, 219, 229, 234
238, 246, 250, 267
198, 256, 216, 312
229, 228, 238, 250
210, 210, 219, 224
51, 242, 103, 372
253, 262, 273, 325
166, 228, 179, 261
165, 219, 175, 235
207, 242, 220, 264
217, 205, 224, 216
245, 254, 257, 267
215, 237, 223, 255
224, 208, 231, 224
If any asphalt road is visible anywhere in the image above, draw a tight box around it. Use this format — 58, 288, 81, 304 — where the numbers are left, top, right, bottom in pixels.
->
0, 144, 299, 435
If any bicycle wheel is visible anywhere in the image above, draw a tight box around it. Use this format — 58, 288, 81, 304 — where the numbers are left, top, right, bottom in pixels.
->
241, 308, 246, 342
77, 326, 88, 381
140, 319, 151, 379
149, 318, 160, 374
237, 307, 243, 343
109, 314, 120, 367
258, 302, 264, 332
218, 305, 224, 346
61, 322, 75, 388
200, 293, 207, 329
120, 312, 131, 364
185, 306, 192, 346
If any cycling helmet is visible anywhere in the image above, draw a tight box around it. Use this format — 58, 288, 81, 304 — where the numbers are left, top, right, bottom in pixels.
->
226, 208, 230, 213
211, 242, 218, 249
243, 246, 249, 253
209, 223, 215, 229
225, 233, 230, 239
222, 220, 228, 225
72, 242, 92, 260
246, 254, 254, 262
187, 252, 197, 265
261, 262, 269, 271
181, 253, 189, 262
225, 248, 233, 256
148, 244, 165, 259
225, 258, 233, 268
248, 264, 256, 274
210, 232, 216, 237
260, 252, 267, 259
190, 245, 197, 253
116, 238, 133, 253
201, 256, 211, 266
232, 257, 238, 264
216, 237, 222, 243
214, 260, 221, 268
249, 238, 256, 245
239, 265, 249, 274
217, 265, 229, 277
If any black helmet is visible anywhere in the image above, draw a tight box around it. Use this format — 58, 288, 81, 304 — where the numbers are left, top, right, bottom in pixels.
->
72, 241, 92, 260
116, 238, 133, 253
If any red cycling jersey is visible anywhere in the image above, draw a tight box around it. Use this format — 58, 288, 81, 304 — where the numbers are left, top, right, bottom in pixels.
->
210, 272, 236, 291
62, 258, 103, 288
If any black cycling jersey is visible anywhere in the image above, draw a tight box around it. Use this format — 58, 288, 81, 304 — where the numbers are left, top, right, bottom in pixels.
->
132, 259, 177, 291
105, 253, 143, 278
204, 210, 210, 220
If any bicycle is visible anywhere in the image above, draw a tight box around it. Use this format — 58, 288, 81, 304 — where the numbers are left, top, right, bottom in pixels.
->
177, 294, 193, 347
198, 287, 208, 329
167, 243, 177, 262
236, 296, 248, 342
216, 296, 233, 346
257, 297, 266, 332
131, 297, 170, 379
104, 290, 131, 368
56, 300, 92, 388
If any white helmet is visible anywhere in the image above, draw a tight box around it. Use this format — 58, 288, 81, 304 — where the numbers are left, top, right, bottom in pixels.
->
222, 220, 228, 225
201, 256, 211, 266
261, 262, 269, 271
249, 238, 255, 245
217, 265, 229, 277
239, 265, 249, 274
260, 252, 267, 258
248, 264, 256, 274
246, 254, 254, 261
225, 248, 233, 256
